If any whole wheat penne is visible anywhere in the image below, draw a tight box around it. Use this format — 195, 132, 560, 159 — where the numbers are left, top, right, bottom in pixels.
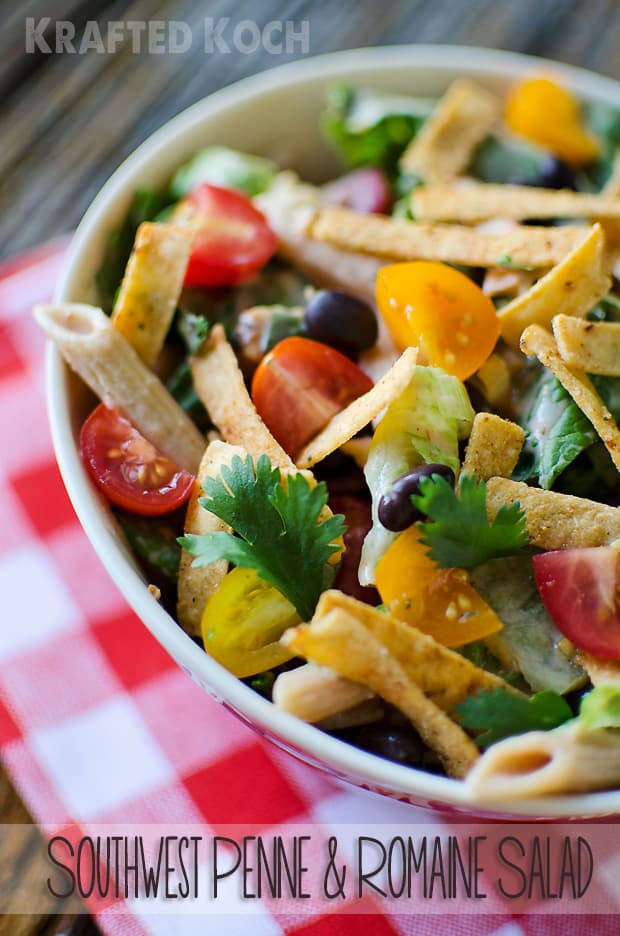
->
412, 182, 620, 222
33, 303, 204, 474
111, 222, 193, 367
177, 440, 246, 638
552, 314, 620, 376
466, 723, 620, 799
400, 79, 500, 181
486, 478, 620, 549
308, 207, 584, 269
272, 663, 374, 723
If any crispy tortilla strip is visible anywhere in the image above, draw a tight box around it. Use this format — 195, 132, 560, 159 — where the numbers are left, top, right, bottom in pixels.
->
112, 222, 192, 367
191, 324, 294, 471
486, 478, 620, 549
283, 590, 519, 776
577, 653, 620, 687
177, 440, 245, 638
552, 314, 620, 377
399, 79, 500, 182
283, 608, 480, 778
465, 721, 620, 799
412, 182, 620, 223
461, 413, 525, 481
308, 207, 584, 269
273, 663, 374, 723
498, 224, 610, 349
295, 348, 418, 468
521, 324, 620, 470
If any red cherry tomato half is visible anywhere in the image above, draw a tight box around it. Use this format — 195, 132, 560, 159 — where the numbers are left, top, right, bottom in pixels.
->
533, 548, 620, 660
80, 403, 194, 516
322, 168, 391, 214
251, 336, 373, 459
182, 183, 276, 287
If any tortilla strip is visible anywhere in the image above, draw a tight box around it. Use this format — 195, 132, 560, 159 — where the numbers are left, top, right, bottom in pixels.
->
399, 79, 500, 182
486, 478, 620, 549
308, 207, 584, 269
521, 324, 620, 471
412, 182, 620, 223
191, 324, 294, 471
465, 722, 620, 799
177, 440, 246, 638
283, 612, 476, 778
577, 653, 620, 688
111, 222, 193, 367
498, 224, 610, 349
552, 314, 620, 377
295, 347, 418, 468
461, 413, 525, 481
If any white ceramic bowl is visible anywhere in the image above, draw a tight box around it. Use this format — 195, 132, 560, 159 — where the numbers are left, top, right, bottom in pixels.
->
48, 45, 620, 818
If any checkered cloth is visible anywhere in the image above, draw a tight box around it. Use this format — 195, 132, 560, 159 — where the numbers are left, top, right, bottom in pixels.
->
0, 241, 618, 934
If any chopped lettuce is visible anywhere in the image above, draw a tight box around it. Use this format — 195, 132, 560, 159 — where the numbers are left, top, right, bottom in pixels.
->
470, 134, 547, 185
583, 101, 620, 190
170, 146, 277, 199
471, 556, 586, 694
359, 366, 474, 585
518, 374, 597, 490
116, 512, 181, 582
579, 685, 620, 731
321, 83, 433, 171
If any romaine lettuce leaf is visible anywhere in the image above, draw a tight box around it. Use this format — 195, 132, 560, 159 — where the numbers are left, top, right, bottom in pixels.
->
359, 366, 474, 584
471, 556, 586, 694
519, 374, 596, 489
470, 134, 547, 184
170, 146, 277, 199
321, 83, 433, 171
579, 685, 620, 731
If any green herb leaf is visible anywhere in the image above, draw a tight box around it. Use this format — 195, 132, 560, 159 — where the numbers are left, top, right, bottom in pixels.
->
180, 454, 346, 620
116, 512, 181, 582
456, 688, 572, 748
413, 474, 529, 570
496, 254, 535, 272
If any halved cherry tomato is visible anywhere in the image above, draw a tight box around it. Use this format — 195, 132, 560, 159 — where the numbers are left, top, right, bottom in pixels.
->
376, 261, 500, 380
533, 548, 620, 660
322, 168, 392, 214
180, 183, 276, 287
201, 567, 299, 677
504, 77, 600, 166
80, 403, 194, 516
251, 336, 373, 459
376, 526, 503, 646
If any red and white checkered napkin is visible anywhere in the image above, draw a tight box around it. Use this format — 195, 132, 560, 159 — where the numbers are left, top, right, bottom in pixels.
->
0, 242, 619, 935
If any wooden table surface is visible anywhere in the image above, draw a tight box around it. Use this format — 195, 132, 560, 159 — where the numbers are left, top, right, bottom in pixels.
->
2, 0, 620, 932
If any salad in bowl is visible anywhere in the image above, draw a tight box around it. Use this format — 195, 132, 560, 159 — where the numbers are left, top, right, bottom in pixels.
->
37, 48, 620, 811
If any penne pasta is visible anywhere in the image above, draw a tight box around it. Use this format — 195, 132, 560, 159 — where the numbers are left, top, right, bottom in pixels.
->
466, 722, 620, 798
34, 303, 205, 474
273, 663, 374, 723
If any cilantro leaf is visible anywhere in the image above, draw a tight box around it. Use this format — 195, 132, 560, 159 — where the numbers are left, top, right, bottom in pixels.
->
412, 474, 529, 570
456, 688, 572, 748
179, 455, 346, 620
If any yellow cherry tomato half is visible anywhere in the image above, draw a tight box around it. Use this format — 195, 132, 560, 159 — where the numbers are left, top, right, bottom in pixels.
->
375, 526, 503, 647
201, 567, 299, 678
504, 77, 599, 166
376, 261, 500, 380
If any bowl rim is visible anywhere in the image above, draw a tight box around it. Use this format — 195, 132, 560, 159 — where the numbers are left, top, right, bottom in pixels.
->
48, 43, 620, 819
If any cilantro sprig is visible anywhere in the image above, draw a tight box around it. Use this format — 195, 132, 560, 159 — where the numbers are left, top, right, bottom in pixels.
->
412, 474, 529, 570
179, 454, 346, 620
456, 688, 573, 748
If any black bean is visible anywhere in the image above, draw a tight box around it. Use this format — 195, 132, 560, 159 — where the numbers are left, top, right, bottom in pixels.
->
378, 464, 455, 532
303, 290, 378, 354
338, 723, 424, 767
